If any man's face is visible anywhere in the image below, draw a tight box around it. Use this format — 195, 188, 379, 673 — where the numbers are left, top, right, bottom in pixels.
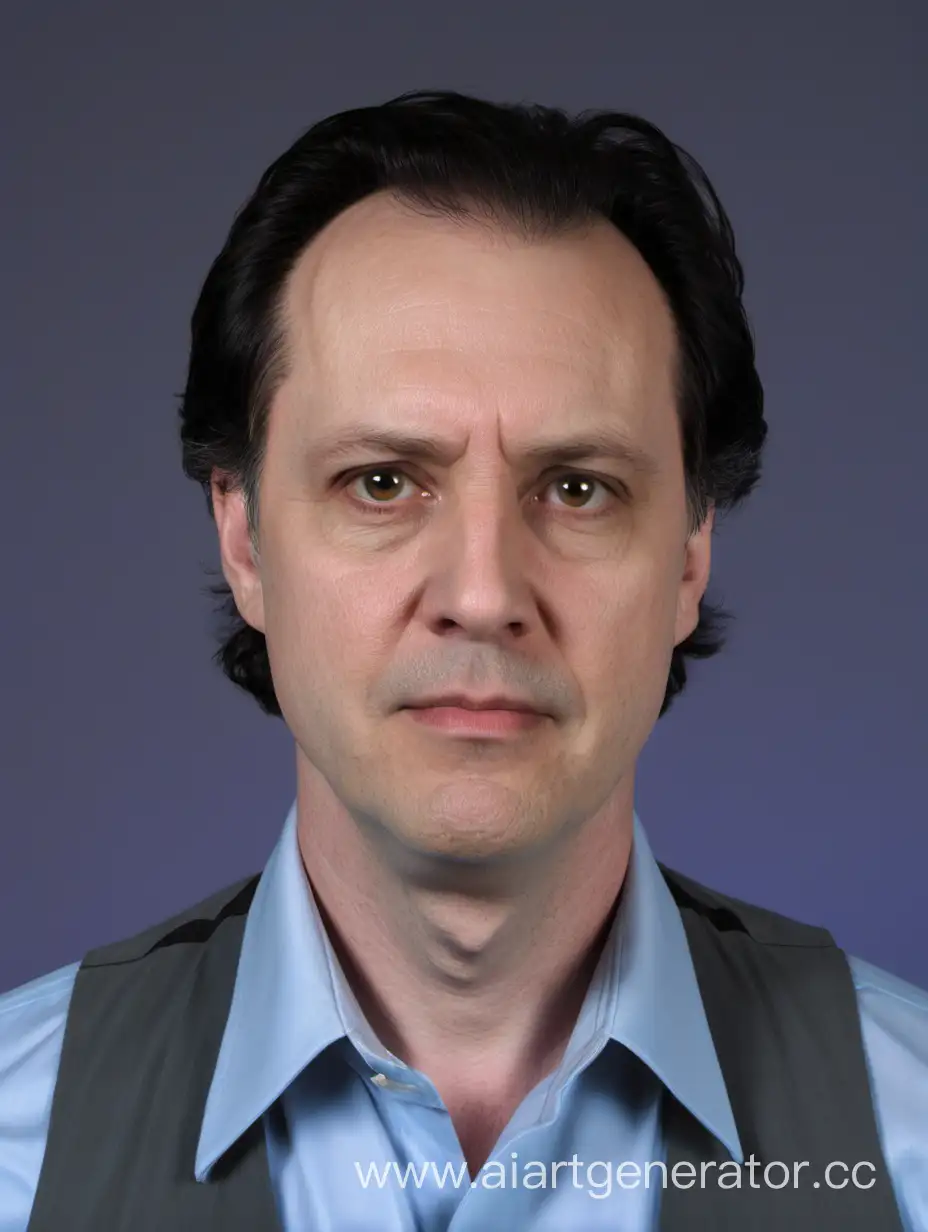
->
214, 191, 713, 863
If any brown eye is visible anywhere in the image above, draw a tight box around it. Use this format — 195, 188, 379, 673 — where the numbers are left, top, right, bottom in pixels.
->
355, 469, 412, 502
548, 474, 602, 509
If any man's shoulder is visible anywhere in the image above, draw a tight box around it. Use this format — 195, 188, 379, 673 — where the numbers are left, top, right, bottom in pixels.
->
0, 962, 79, 1218
0, 961, 79, 1090
660, 862, 836, 947
0, 874, 260, 1071
0, 870, 261, 1222
850, 953, 928, 1004
0, 960, 79, 1045
846, 955, 928, 1225
82, 873, 261, 968
848, 952, 928, 1055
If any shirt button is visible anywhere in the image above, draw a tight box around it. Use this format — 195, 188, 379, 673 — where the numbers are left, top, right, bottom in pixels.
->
371, 1072, 419, 1092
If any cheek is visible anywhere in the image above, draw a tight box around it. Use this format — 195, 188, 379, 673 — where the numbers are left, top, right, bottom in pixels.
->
573, 557, 679, 687
261, 544, 398, 700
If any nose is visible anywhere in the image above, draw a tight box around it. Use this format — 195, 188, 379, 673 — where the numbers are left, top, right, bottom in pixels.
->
417, 486, 539, 644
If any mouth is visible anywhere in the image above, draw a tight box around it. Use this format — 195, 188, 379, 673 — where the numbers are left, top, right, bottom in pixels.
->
401, 705, 547, 736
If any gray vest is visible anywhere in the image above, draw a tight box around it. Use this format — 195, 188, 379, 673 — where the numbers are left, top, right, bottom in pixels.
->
25, 865, 905, 1231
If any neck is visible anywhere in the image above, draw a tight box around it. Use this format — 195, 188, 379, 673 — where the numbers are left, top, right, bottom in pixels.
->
295, 757, 635, 1165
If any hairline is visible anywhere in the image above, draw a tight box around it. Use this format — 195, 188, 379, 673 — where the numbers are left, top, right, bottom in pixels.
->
238, 188, 698, 552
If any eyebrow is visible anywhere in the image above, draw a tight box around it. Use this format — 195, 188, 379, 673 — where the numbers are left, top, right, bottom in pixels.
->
311, 423, 661, 475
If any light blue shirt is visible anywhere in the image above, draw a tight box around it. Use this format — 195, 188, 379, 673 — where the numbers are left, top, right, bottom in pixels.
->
1, 801, 926, 1230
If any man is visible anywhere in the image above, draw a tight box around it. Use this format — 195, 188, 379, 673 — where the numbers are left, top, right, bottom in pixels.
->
1, 89, 925, 1230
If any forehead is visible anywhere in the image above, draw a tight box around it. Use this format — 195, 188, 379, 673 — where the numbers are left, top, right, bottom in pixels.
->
277, 190, 678, 439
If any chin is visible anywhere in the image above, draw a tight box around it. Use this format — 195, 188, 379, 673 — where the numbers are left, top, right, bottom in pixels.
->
383, 786, 557, 868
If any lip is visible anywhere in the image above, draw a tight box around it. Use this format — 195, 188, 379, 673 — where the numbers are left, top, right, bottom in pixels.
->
403, 694, 545, 715
403, 705, 547, 736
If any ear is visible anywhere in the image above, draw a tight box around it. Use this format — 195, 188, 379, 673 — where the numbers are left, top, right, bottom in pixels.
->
673, 504, 714, 646
210, 473, 267, 634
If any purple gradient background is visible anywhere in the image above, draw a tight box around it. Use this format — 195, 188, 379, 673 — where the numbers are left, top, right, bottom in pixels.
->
1, 1, 924, 994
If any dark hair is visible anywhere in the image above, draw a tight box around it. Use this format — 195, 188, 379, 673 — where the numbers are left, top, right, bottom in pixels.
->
179, 89, 766, 719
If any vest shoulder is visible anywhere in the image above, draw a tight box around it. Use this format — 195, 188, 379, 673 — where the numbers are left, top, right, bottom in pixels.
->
83, 873, 261, 968
658, 863, 835, 947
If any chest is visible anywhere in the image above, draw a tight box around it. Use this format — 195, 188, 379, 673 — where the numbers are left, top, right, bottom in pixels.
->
269, 1045, 664, 1230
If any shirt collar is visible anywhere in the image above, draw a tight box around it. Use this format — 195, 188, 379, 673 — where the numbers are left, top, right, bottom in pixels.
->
600, 813, 743, 1162
196, 800, 742, 1179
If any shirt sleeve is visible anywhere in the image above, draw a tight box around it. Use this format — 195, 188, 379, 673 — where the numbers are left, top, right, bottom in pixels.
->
0, 963, 78, 1232
850, 954, 928, 1232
